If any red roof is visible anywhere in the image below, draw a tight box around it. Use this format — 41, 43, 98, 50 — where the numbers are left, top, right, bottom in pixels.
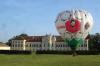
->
26, 36, 64, 42
26, 36, 43, 42
54, 36, 64, 42
12, 36, 43, 42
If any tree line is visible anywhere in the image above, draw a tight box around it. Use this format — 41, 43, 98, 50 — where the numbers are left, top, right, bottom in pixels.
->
88, 33, 100, 51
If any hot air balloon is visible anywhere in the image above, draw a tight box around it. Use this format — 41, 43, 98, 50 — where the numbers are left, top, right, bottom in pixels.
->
55, 9, 93, 56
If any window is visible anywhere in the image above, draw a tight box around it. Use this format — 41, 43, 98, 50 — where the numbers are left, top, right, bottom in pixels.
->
15, 45, 17, 47
81, 44, 83, 47
32, 44, 33, 47
56, 45, 58, 47
21, 41, 23, 43
40, 44, 41, 47
36, 44, 38, 47
18, 44, 20, 47
59, 45, 60, 47
61, 45, 62, 47
12, 45, 14, 47
84, 44, 87, 47
34, 44, 35, 47
15, 41, 17, 44
30, 44, 31, 47
21, 45, 23, 47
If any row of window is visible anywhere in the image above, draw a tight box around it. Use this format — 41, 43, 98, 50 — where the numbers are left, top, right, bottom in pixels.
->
26, 44, 42, 47
12, 44, 23, 47
12, 44, 88, 48
79, 44, 87, 47
11, 43, 63, 47
12, 44, 42, 47
56, 44, 87, 47
12, 41, 23, 44
56, 44, 68, 47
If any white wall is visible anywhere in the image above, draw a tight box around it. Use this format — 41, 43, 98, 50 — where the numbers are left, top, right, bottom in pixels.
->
11, 40, 26, 50
0, 47, 10, 50
11, 36, 89, 51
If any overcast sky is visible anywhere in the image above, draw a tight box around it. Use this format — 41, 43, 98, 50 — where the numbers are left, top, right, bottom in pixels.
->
0, 0, 99, 42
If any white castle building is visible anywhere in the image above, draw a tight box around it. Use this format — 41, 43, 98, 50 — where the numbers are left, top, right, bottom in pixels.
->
11, 35, 89, 51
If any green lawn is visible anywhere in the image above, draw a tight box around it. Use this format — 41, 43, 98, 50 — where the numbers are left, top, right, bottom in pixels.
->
0, 53, 100, 66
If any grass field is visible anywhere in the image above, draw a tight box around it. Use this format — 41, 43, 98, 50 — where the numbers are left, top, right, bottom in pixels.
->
0, 53, 100, 66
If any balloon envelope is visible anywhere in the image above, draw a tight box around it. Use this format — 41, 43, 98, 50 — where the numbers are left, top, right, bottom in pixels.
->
55, 9, 93, 48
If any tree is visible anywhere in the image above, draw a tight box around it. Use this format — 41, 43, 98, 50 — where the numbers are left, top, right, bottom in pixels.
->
88, 33, 100, 51
94, 33, 100, 51
19, 33, 28, 37
88, 34, 95, 50
6, 36, 16, 46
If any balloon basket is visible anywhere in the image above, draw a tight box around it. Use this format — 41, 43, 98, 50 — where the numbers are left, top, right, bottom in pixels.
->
71, 47, 78, 56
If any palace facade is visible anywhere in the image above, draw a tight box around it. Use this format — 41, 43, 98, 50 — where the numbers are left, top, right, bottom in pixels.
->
11, 35, 89, 51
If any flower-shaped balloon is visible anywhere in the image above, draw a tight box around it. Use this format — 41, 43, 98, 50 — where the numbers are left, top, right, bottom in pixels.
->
55, 9, 93, 50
